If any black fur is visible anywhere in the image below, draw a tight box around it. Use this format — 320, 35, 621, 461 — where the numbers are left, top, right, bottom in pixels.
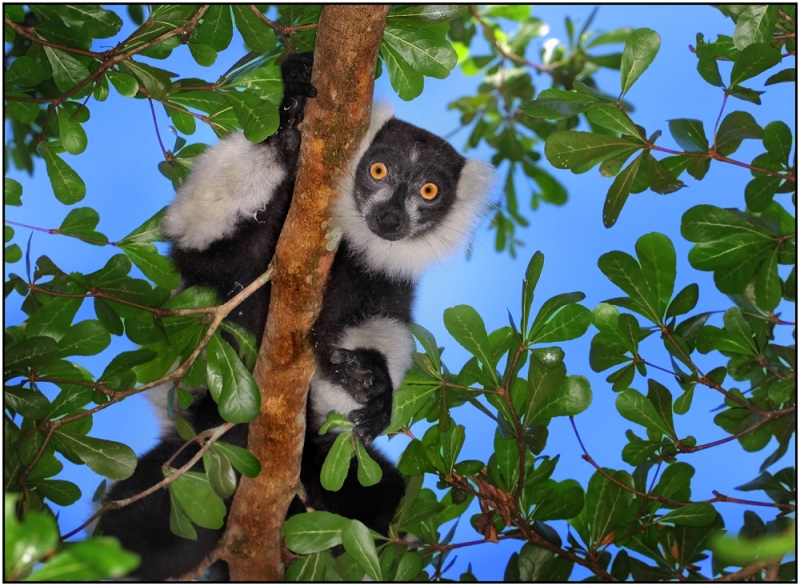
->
96, 54, 410, 580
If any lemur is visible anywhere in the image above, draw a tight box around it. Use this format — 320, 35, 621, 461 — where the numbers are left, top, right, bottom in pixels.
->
95, 52, 494, 580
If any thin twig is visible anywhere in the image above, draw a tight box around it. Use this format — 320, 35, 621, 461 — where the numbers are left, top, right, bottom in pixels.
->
61, 422, 234, 541
570, 417, 795, 513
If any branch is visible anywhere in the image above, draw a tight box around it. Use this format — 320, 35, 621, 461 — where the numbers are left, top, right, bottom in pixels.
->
714, 559, 775, 582
224, 6, 390, 581
570, 418, 795, 513
15, 267, 273, 483
4, 18, 103, 58
61, 422, 234, 541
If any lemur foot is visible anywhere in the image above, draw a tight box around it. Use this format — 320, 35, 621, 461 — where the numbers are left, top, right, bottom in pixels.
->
329, 348, 393, 444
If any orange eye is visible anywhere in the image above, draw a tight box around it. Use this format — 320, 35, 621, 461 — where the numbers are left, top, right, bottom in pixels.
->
420, 183, 438, 200
370, 162, 387, 179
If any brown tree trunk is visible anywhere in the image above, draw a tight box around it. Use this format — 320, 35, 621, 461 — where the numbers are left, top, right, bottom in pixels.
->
223, 5, 389, 581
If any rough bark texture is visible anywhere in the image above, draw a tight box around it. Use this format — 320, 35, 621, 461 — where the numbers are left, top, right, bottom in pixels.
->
224, 6, 389, 581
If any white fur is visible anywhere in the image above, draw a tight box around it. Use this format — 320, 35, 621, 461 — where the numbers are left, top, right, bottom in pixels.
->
162, 133, 286, 250
147, 380, 175, 433
335, 155, 495, 281
309, 376, 362, 424
337, 317, 413, 389
309, 317, 414, 422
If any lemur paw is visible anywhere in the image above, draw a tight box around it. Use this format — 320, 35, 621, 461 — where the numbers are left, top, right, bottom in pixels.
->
329, 348, 393, 443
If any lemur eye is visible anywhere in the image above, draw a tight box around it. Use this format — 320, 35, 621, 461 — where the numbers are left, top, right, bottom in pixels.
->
420, 183, 438, 200
370, 162, 388, 179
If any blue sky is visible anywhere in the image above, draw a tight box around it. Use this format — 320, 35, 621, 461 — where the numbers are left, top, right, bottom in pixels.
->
5, 5, 795, 580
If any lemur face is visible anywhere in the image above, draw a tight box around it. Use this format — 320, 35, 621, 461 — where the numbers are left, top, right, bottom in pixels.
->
352, 119, 466, 242
334, 107, 495, 280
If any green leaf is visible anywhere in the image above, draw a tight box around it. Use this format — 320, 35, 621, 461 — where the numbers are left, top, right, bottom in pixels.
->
225, 65, 283, 104
646, 379, 675, 438
5, 55, 49, 87
5, 494, 60, 580
532, 479, 585, 521
380, 42, 425, 101
620, 28, 661, 95
168, 470, 226, 529
730, 43, 781, 86
206, 333, 261, 423
690, 238, 772, 272
196, 5, 233, 51
28, 537, 139, 581
485, 5, 530, 20
666, 283, 699, 318
545, 131, 642, 171
43, 47, 90, 93
58, 320, 111, 357
187, 42, 217, 67
223, 90, 280, 143
669, 118, 708, 153
355, 441, 382, 487
443, 305, 497, 380
320, 432, 353, 491
107, 71, 139, 98
168, 488, 197, 539
681, 204, 772, 242
6, 244, 22, 263
521, 98, 596, 121
733, 5, 778, 49
635, 232, 676, 320
603, 153, 642, 228
26, 296, 83, 341
530, 302, 592, 343
119, 207, 167, 245
120, 60, 172, 100
119, 242, 180, 290
57, 108, 88, 155
387, 5, 467, 23
525, 354, 567, 423
673, 387, 694, 415
203, 449, 237, 498
4, 386, 51, 419
659, 503, 717, 526
51, 432, 136, 480
42, 143, 86, 204
585, 468, 634, 547
533, 375, 592, 422
5, 178, 22, 206
341, 520, 382, 580
765, 67, 796, 85
716, 111, 763, 152
5, 336, 60, 371
762, 121, 793, 164
30, 479, 81, 506
283, 511, 346, 554
585, 105, 641, 136
58, 5, 122, 38
285, 552, 334, 581
754, 247, 781, 311
212, 442, 262, 479
394, 551, 423, 581
232, 6, 277, 53
697, 54, 724, 87
59, 207, 107, 244
520, 251, 544, 335
386, 379, 440, 433
597, 249, 658, 323
616, 389, 675, 439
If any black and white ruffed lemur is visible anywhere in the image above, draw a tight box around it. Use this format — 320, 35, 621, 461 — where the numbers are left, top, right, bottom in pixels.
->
95, 52, 494, 580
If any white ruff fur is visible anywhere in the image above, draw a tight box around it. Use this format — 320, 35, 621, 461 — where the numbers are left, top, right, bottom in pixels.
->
309, 317, 413, 422
162, 133, 286, 250
334, 106, 496, 280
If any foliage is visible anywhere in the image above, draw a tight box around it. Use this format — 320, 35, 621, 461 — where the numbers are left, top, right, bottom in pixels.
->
4, 4, 796, 582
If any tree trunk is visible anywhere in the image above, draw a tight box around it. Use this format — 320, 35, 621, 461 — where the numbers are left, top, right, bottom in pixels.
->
223, 5, 389, 581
